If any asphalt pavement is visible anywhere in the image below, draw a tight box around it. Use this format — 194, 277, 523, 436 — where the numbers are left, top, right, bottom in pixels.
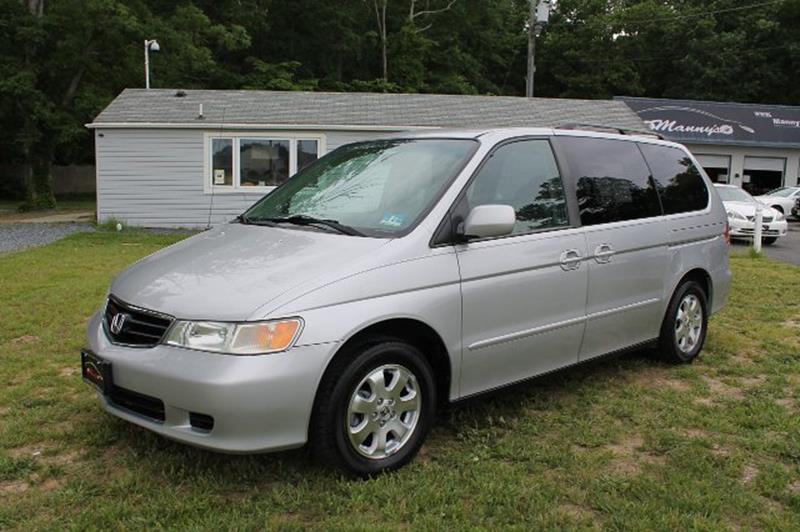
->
731, 219, 800, 266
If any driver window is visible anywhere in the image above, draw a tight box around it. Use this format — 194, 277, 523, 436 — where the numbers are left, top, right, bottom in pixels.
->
465, 139, 569, 235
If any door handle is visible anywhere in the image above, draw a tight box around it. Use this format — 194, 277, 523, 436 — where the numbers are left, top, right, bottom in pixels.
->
593, 243, 615, 264
559, 249, 583, 271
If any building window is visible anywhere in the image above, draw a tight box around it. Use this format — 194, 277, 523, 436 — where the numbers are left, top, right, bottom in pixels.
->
240, 139, 290, 187
211, 138, 234, 186
207, 134, 323, 192
297, 139, 319, 172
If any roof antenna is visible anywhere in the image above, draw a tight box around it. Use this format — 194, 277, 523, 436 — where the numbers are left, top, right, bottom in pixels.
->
206, 105, 225, 230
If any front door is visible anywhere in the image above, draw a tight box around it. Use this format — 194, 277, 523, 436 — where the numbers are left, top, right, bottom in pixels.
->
455, 139, 588, 397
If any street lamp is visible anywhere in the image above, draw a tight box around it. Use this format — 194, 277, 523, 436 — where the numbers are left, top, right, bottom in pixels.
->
144, 39, 160, 89
526, 0, 551, 98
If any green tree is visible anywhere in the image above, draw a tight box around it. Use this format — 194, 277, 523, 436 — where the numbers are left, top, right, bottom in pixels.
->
0, 0, 252, 208
3, 0, 800, 208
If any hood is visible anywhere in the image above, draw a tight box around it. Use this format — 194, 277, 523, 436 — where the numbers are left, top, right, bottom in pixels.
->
111, 223, 390, 321
754, 195, 778, 205
722, 200, 781, 218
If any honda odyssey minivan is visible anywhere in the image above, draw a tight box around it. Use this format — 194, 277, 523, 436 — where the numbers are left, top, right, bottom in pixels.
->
82, 127, 731, 476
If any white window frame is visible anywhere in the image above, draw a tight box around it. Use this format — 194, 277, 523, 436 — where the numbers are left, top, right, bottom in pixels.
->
203, 131, 326, 194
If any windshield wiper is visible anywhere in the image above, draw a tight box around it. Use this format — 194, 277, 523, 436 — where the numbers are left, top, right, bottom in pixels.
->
250, 215, 364, 236
236, 214, 277, 227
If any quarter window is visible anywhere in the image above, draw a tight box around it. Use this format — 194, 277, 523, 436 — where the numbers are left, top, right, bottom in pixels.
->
640, 144, 710, 214
560, 137, 661, 225
207, 135, 322, 190
465, 139, 569, 235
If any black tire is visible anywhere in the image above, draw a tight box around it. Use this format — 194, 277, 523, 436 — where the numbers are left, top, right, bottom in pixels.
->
656, 280, 709, 364
762, 237, 778, 246
309, 338, 436, 478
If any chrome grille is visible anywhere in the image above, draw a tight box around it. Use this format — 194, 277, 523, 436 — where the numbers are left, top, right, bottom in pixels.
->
104, 296, 173, 347
746, 215, 773, 223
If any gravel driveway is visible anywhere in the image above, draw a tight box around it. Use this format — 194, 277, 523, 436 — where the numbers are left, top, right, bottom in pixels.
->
0, 223, 95, 254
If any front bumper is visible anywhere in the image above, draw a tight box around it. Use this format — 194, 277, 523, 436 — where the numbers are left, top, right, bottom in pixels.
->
728, 218, 788, 239
85, 311, 337, 453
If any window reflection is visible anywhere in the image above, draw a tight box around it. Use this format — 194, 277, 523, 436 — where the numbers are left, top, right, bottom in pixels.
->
640, 145, 709, 214
465, 140, 569, 234
561, 137, 661, 225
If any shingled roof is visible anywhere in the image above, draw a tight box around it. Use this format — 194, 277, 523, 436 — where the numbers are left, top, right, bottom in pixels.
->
89, 88, 646, 131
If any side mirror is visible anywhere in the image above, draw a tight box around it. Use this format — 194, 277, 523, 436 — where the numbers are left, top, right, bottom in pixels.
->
460, 204, 516, 240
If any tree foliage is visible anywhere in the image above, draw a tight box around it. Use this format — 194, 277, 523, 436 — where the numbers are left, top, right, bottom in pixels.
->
0, 0, 798, 205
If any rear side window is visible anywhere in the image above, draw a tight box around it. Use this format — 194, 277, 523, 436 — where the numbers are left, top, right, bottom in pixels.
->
639, 144, 709, 214
465, 139, 569, 235
558, 137, 661, 225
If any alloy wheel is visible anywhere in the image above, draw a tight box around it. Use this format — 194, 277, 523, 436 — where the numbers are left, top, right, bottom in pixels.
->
345, 364, 421, 460
675, 294, 703, 354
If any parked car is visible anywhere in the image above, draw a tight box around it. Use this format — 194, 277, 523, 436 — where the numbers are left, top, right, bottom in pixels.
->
82, 128, 731, 476
755, 186, 800, 219
793, 196, 800, 219
715, 184, 788, 245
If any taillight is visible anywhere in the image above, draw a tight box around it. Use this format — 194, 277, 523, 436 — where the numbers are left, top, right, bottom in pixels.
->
723, 222, 731, 245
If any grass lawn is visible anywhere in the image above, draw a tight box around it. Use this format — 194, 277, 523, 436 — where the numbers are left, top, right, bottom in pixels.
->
1, 231, 799, 530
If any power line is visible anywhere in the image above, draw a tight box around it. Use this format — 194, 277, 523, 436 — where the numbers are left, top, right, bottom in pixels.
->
566, 42, 798, 65
620, 0, 786, 25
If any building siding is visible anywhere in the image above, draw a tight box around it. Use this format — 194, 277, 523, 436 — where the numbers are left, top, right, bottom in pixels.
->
96, 128, 397, 227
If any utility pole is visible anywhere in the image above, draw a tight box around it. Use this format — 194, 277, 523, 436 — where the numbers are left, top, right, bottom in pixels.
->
526, 1, 536, 97
526, 0, 550, 98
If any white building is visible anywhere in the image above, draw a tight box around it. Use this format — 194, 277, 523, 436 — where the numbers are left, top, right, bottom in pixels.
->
618, 96, 800, 195
88, 89, 646, 228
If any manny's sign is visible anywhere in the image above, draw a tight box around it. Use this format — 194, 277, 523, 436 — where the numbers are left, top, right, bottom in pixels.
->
616, 96, 800, 147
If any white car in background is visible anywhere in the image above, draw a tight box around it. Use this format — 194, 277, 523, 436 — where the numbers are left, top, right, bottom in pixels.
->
755, 186, 800, 219
715, 184, 788, 245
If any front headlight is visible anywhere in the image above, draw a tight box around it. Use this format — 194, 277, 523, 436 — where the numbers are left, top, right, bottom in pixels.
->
164, 318, 303, 355
775, 211, 785, 221
726, 210, 746, 220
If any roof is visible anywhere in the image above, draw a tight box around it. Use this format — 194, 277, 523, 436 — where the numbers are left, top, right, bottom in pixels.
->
617, 96, 800, 149
88, 88, 646, 131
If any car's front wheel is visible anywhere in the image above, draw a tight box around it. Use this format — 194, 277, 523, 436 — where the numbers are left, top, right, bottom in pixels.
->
310, 338, 436, 477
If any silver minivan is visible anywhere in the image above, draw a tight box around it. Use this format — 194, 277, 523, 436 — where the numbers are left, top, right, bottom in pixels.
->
82, 128, 731, 476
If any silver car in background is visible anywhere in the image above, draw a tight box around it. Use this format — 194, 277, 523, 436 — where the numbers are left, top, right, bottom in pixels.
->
82, 128, 731, 476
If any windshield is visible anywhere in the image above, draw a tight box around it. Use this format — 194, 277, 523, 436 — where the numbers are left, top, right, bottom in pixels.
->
716, 186, 755, 203
243, 139, 477, 236
765, 187, 795, 198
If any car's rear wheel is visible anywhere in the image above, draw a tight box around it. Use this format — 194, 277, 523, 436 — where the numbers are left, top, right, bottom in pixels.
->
657, 280, 708, 363
762, 236, 778, 245
310, 338, 436, 477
